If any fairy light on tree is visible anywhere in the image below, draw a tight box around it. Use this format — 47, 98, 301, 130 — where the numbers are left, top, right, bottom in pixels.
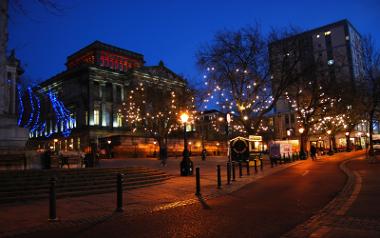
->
122, 81, 196, 160
197, 25, 304, 135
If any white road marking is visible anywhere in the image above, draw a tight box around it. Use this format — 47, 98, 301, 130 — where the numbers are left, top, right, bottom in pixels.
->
302, 170, 310, 176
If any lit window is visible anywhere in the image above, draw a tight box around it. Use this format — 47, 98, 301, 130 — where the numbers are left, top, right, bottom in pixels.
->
327, 59, 334, 65
324, 31, 331, 36
113, 113, 123, 128
94, 110, 100, 125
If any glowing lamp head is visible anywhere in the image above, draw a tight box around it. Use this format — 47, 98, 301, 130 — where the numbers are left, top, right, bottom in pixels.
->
153, 141, 157, 145
327, 130, 332, 135
180, 113, 189, 123
53, 139, 58, 143
107, 140, 112, 144
345, 132, 349, 136
298, 127, 305, 134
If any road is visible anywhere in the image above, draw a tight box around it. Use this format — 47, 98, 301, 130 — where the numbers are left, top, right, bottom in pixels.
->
14, 156, 356, 238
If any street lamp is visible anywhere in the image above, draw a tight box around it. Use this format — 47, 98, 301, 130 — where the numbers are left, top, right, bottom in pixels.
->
327, 130, 333, 155
180, 113, 193, 176
107, 140, 112, 159
345, 131, 350, 151
153, 141, 157, 157
298, 127, 306, 159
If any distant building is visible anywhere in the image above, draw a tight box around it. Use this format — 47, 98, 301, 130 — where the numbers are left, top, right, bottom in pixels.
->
28, 41, 186, 151
269, 19, 366, 149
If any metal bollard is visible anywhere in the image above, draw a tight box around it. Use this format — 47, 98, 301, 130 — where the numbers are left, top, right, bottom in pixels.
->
254, 159, 258, 173
232, 162, 236, 181
195, 167, 201, 196
288, 152, 291, 163
270, 158, 274, 168
49, 177, 58, 221
116, 173, 124, 212
246, 160, 250, 175
217, 165, 222, 189
238, 162, 243, 177
259, 158, 263, 171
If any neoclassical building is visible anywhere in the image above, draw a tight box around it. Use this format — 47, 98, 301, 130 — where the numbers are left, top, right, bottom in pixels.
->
27, 41, 186, 151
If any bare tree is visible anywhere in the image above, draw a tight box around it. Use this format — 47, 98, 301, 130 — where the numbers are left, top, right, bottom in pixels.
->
197, 25, 301, 135
360, 35, 380, 155
122, 81, 195, 159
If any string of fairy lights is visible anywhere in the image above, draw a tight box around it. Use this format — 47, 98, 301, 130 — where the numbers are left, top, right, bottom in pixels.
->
17, 86, 75, 138
122, 82, 196, 136
201, 66, 273, 134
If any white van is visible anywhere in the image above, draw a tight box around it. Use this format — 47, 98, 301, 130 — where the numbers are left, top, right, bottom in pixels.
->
372, 134, 380, 151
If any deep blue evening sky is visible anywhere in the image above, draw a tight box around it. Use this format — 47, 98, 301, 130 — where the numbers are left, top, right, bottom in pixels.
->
8, 0, 380, 86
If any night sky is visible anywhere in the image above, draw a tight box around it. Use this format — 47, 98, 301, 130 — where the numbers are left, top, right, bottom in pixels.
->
8, 0, 380, 87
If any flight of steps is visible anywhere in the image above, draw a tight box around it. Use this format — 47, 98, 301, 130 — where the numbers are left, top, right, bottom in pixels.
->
0, 167, 172, 203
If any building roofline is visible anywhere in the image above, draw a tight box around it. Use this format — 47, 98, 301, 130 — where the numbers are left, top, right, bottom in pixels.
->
269, 19, 361, 46
66, 40, 144, 61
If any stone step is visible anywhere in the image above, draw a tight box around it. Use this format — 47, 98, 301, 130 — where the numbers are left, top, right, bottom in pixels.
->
0, 173, 171, 196
0, 167, 154, 180
0, 167, 172, 204
0, 177, 169, 204
0, 170, 167, 188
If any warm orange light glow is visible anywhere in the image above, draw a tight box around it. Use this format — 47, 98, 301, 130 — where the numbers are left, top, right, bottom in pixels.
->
180, 113, 189, 123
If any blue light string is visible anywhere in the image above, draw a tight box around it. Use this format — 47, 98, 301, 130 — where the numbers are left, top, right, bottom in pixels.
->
30, 93, 41, 132
24, 87, 35, 128
17, 85, 24, 126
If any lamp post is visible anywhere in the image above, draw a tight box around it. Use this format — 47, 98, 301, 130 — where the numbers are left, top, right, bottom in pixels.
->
107, 140, 112, 159
327, 130, 333, 155
298, 127, 306, 160
345, 131, 350, 151
153, 141, 157, 157
180, 113, 193, 176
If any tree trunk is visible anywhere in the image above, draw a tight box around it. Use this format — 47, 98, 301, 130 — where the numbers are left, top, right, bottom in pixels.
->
157, 137, 168, 161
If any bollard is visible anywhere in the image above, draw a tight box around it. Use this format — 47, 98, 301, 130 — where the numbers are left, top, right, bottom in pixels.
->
254, 159, 258, 173
227, 162, 231, 185
259, 158, 263, 171
288, 152, 291, 163
270, 158, 274, 168
217, 165, 222, 189
232, 162, 236, 181
238, 162, 243, 177
246, 160, 250, 176
279, 155, 283, 165
116, 173, 124, 212
195, 167, 201, 196
49, 177, 58, 221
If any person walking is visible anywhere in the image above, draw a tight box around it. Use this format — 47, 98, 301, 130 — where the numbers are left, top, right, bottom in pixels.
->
310, 145, 317, 160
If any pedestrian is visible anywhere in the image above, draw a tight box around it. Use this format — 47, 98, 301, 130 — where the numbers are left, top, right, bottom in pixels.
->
201, 148, 207, 161
160, 147, 168, 167
310, 145, 317, 160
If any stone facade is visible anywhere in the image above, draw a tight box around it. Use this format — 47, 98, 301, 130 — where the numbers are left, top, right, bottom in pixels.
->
28, 41, 187, 154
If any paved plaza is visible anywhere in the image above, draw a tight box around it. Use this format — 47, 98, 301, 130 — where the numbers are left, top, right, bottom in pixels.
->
0, 150, 379, 237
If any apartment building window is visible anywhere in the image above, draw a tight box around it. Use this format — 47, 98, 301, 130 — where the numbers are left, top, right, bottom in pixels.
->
94, 109, 100, 125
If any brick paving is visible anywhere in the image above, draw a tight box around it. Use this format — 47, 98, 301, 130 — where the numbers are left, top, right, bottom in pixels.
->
0, 155, 300, 237
1, 151, 376, 238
